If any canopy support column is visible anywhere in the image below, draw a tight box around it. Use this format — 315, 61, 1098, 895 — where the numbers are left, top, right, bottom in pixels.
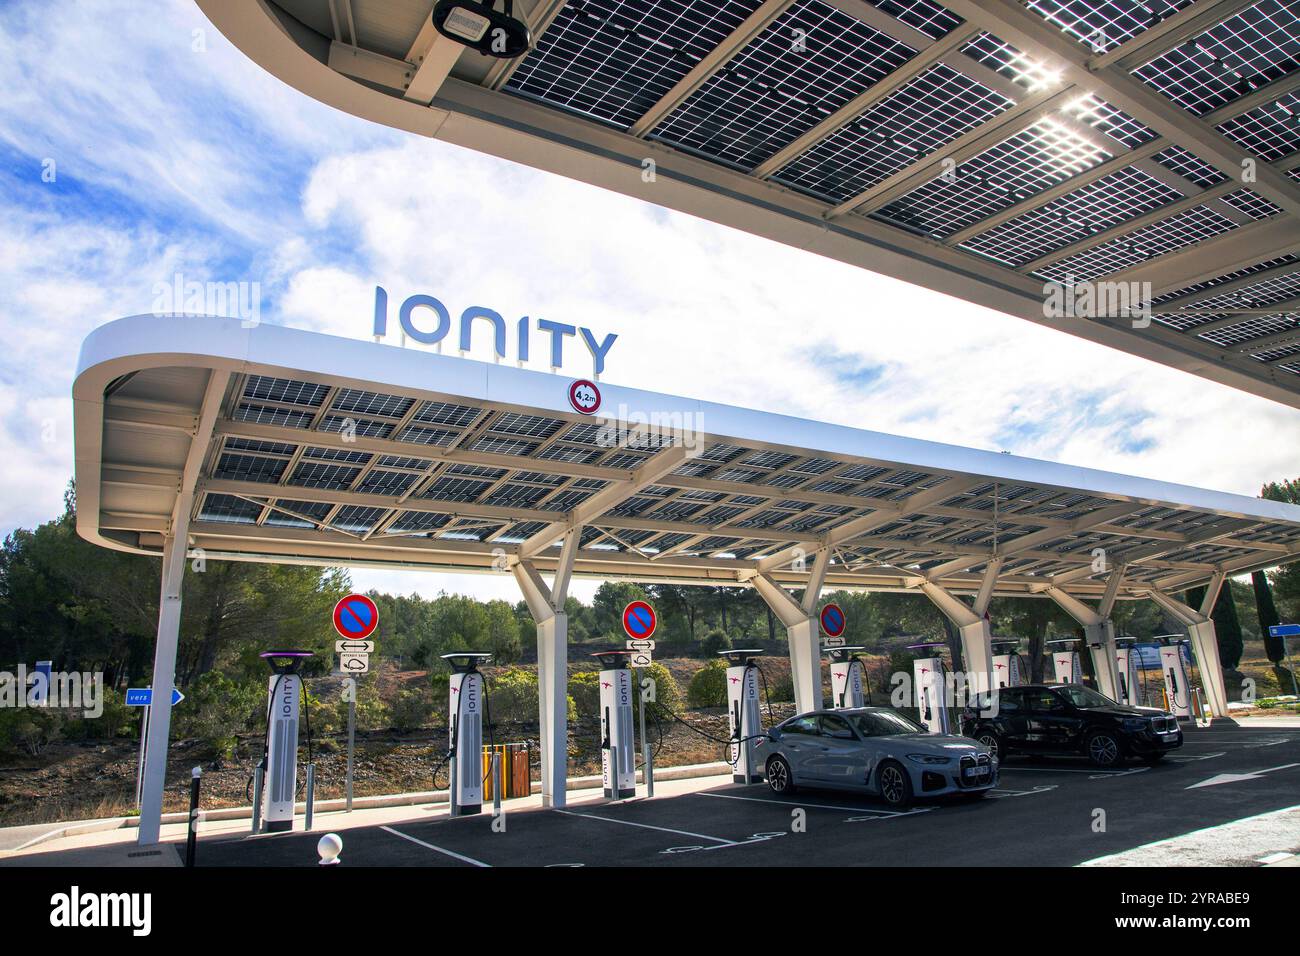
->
751, 549, 830, 713
1147, 577, 1229, 718
512, 531, 578, 808
919, 581, 992, 694
138, 519, 190, 845
1045, 584, 1122, 701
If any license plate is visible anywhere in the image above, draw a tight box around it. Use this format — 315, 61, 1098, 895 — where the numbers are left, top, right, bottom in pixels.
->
1160, 732, 1177, 742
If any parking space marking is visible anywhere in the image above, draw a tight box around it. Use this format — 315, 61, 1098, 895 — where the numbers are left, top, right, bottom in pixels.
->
1167, 751, 1226, 762
378, 826, 491, 867
553, 809, 737, 845
987, 785, 1058, 798
999, 765, 1149, 778
696, 791, 914, 817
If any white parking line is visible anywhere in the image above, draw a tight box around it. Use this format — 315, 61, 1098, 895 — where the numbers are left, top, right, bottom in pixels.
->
697, 791, 933, 819
999, 765, 1148, 776
379, 826, 491, 867
553, 809, 736, 845
988, 785, 1058, 798
1167, 751, 1226, 762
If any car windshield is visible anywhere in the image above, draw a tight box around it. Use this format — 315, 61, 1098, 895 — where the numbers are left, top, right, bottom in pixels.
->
849, 710, 925, 737
1057, 685, 1115, 708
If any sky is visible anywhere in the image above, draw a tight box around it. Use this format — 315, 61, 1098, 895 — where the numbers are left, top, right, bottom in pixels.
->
2, 0, 1298, 605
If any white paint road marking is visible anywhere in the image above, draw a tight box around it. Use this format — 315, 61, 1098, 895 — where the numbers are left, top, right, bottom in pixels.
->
696, 791, 927, 817
999, 765, 1149, 777
379, 825, 491, 867
1167, 751, 1226, 762
553, 809, 736, 845
988, 785, 1059, 798
1186, 762, 1300, 789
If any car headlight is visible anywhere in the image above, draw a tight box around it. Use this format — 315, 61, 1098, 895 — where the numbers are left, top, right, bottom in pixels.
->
905, 753, 953, 765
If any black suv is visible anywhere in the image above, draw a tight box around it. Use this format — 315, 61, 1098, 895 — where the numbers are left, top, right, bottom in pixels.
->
960, 683, 1182, 768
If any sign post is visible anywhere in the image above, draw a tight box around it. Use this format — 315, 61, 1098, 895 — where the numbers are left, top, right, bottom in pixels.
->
125, 687, 184, 807
1269, 624, 1300, 700
622, 601, 658, 798
332, 595, 379, 812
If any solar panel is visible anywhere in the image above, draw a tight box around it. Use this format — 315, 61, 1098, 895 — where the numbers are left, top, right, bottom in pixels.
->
223, 437, 298, 456
330, 506, 387, 534
320, 415, 393, 438
264, 500, 333, 529
650, 0, 919, 170
389, 511, 453, 533
1198, 313, 1297, 347
491, 412, 565, 438
961, 32, 1061, 90
356, 470, 418, 496
242, 375, 328, 407
1064, 93, 1156, 149
868, 0, 964, 39
1218, 187, 1283, 220
1035, 204, 1243, 283
505, 0, 764, 129
1133, 0, 1300, 116
233, 403, 314, 429
1216, 93, 1300, 161
772, 62, 1014, 202
875, 119, 1113, 238
1151, 144, 1227, 187
1024, 0, 1197, 54
213, 453, 287, 483
398, 425, 460, 446
198, 493, 263, 524
961, 165, 1183, 267
1150, 254, 1300, 305
304, 446, 372, 464
330, 388, 414, 418
287, 462, 362, 490
412, 400, 481, 428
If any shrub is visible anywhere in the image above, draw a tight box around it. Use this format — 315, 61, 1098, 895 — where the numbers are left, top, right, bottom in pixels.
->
766, 671, 795, 704
0, 708, 62, 757
687, 659, 728, 708
331, 680, 390, 733
700, 627, 732, 657
634, 661, 682, 723
61, 688, 134, 741
390, 686, 435, 732
486, 667, 576, 725
172, 672, 263, 760
568, 671, 601, 720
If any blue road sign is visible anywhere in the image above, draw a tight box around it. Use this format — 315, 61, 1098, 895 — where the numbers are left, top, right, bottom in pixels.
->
1269, 624, 1300, 637
125, 687, 185, 707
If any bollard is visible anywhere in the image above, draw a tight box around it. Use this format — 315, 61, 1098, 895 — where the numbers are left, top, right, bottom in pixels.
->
492, 751, 501, 815
317, 833, 342, 865
250, 761, 264, 834
185, 766, 202, 868
304, 763, 316, 831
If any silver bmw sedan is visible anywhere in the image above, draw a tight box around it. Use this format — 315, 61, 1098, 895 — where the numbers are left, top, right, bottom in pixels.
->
751, 707, 998, 808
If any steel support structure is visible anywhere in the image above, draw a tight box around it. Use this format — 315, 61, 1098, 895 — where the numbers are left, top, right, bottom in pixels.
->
1147, 574, 1229, 718
751, 548, 830, 714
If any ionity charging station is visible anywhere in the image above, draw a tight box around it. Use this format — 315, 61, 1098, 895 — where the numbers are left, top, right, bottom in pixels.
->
1047, 638, 1082, 684
825, 645, 866, 709
1115, 638, 1142, 707
442, 652, 491, 816
719, 649, 763, 783
1155, 635, 1193, 718
592, 650, 636, 800
257, 650, 313, 833
908, 642, 949, 735
990, 639, 1023, 689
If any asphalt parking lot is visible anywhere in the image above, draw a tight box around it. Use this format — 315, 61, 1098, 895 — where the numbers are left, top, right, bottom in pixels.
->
195, 724, 1300, 867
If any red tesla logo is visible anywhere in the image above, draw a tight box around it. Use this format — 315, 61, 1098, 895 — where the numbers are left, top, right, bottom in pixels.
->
920, 668, 930, 677
602, 682, 611, 689
729, 677, 740, 684
451, 687, 459, 694
995, 664, 1006, 671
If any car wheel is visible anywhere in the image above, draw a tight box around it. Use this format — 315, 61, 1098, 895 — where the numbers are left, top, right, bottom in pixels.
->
766, 755, 796, 795
1086, 731, 1123, 768
877, 761, 913, 809
975, 731, 1003, 762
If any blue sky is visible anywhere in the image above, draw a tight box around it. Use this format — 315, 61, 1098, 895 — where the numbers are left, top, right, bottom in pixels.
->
2, 0, 1299, 602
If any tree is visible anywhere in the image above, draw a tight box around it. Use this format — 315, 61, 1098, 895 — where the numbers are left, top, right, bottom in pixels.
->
1261, 479, 1300, 625
1253, 570, 1283, 664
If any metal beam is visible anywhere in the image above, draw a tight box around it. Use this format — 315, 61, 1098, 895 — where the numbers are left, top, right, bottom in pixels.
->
1088, 0, 1261, 72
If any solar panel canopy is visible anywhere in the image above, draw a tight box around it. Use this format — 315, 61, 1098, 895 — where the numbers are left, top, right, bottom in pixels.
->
74, 315, 1300, 602
202, 0, 1300, 407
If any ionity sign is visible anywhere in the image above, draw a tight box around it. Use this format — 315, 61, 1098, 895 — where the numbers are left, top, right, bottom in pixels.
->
372, 286, 618, 375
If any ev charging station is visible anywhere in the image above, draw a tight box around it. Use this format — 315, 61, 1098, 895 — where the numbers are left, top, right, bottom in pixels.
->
719, 649, 763, 783
442, 652, 491, 816
257, 650, 313, 833
1155, 636, 1193, 718
1115, 639, 1142, 707
825, 646, 866, 709
990, 640, 1023, 689
1047, 638, 1082, 684
908, 642, 949, 735
592, 650, 636, 800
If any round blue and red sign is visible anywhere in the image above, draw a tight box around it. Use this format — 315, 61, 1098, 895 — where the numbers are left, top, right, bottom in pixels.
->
819, 603, 845, 638
332, 594, 379, 640
622, 601, 657, 639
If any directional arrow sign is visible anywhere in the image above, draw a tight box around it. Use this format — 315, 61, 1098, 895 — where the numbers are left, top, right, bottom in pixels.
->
1186, 763, 1300, 789
335, 640, 375, 653
1268, 623, 1300, 637
125, 687, 185, 707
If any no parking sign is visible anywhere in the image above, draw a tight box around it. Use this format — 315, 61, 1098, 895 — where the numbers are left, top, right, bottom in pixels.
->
622, 601, 657, 640
333, 594, 379, 640
820, 603, 845, 638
